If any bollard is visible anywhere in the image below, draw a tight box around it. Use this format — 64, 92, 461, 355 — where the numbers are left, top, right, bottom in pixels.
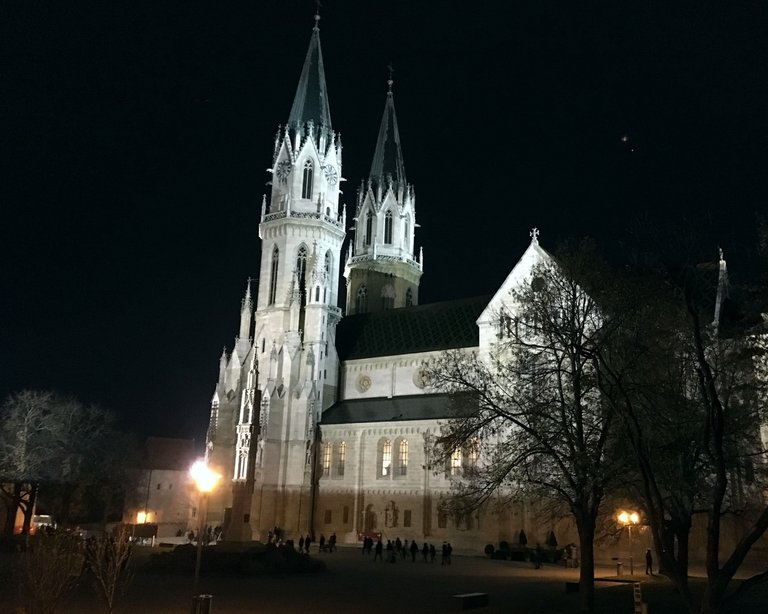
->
616, 562, 623, 577
191, 594, 213, 614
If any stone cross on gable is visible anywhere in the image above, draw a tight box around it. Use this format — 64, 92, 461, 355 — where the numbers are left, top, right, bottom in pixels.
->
530, 227, 540, 244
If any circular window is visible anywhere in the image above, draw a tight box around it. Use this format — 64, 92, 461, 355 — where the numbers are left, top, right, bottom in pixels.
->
531, 276, 545, 292
413, 368, 430, 389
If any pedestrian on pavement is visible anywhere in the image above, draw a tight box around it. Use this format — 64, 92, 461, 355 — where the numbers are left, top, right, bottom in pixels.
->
374, 538, 383, 561
329, 532, 337, 552
422, 542, 429, 563
410, 540, 419, 562
446, 543, 453, 565
319, 534, 326, 553
402, 539, 409, 559
441, 542, 448, 565
298, 535, 305, 553
645, 549, 653, 575
429, 543, 436, 563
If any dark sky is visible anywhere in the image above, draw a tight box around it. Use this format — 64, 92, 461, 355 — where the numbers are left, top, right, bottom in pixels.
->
2, 1, 767, 444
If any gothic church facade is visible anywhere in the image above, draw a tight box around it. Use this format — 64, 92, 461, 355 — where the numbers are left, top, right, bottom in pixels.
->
204, 16, 556, 549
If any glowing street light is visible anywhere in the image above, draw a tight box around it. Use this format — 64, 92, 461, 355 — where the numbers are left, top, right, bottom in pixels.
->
617, 510, 640, 575
190, 460, 221, 602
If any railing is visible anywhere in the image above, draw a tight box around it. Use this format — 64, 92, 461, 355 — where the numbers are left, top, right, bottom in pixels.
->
262, 209, 343, 229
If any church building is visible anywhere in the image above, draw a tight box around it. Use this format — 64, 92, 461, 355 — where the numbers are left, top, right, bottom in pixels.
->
204, 14, 560, 550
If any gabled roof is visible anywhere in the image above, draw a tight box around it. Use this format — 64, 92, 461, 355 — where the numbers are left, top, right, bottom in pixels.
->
321, 393, 475, 425
477, 233, 555, 324
288, 20, 332, 132
336, 295, 490, 360
369, 85, 406, 188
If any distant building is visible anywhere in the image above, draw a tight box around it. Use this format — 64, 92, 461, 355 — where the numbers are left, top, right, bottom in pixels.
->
124, 437, 196, 539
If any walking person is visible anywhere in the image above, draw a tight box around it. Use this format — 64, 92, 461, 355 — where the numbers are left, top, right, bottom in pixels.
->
319, 534, 326, 553
298, 535, 305, 553
429, 543, 436, 563
645, 549, 653, 575
374, 538, 383, 562
410, 539, 419, 562
402, 539, 409, 560
422, 542, 429, 563
329, 532, 337, 553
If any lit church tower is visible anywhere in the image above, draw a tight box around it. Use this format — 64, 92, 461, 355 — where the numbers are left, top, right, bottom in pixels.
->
345, 74, 422, 314
243, 12, 345, 538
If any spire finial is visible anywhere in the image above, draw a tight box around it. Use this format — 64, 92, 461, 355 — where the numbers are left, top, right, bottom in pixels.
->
386, 63, 394, 94
530, 227, 540, 244
314, 1, 322, 30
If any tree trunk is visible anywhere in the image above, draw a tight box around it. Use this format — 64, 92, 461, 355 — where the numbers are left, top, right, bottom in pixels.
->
576, 515, 596, 613
1, 483, 22, 538
21, 483, 38, 535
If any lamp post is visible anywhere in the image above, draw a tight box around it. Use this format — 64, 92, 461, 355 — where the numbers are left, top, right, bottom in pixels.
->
190, 460, 221, 601
618, 510, 640, 575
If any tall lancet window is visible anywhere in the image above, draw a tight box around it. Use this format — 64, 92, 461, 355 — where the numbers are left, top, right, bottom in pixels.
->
356, 285, 368, 313
404, 214, 410, 249
324, 251, 332, 280
364, 212, 373, 246
384, 210, 393, 244
296, 245, 308, 303
268, 246, 279, 305
301, 160, 313, 199
405, 288, 413, 307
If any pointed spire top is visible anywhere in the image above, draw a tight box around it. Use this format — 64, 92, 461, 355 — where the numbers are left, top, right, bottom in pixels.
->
314, 0, 322, 30
288, 8, 332, 132
369, 66, 406, 188
243, 278, 252, 306
530, 227, 540, 245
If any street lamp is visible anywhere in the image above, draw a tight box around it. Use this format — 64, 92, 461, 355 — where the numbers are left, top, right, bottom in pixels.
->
190, 459, 221, 601
617, 510, 640, 575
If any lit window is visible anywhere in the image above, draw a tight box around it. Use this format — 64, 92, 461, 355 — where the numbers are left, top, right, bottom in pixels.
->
302, 160, 313, 199
384, 210, 393, 244
337, 441, 346, 476
382, 440, 392, 476
398, 440, 408, 476
322, 442, 331, 477
466, 438, 479, 473
451, 448, 462, 476
269, 246, 279, 305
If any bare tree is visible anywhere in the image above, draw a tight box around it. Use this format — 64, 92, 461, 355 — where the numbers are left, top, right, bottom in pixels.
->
85, 526, 133, 614
597, 253, 768, 614
426, 245, 621, 613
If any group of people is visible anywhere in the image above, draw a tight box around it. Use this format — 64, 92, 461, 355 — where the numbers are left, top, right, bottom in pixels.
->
364, 537, 453, 565
186, 525, 222, 545
297, 532, 337, 553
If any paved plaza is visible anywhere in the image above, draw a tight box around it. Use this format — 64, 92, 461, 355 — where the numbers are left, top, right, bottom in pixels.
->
4, 545, 768, 613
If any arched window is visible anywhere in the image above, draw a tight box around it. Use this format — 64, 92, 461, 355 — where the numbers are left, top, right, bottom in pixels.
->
337, 441, 346, 476
356, 285, 368, 313
321, 442, 331, 477
364, 212, 373, 246
296, 245, 308, 302
466, 438, 479, 474
382, 440, 392, 476
315, 286, 320, 302
405, 288, 413, 307
268, 246, 279, 305
384, 210, 393, 244
398, 440, 408, 476
301, 160, 313, 199
450, 448, 462, 476
381, 284, 394, 310
324, 251, 332, 285
404, 214, 410, 247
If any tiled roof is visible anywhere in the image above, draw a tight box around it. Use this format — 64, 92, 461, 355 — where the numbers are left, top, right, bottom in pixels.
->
321, 393, 475, 425
336, 295, 490, 360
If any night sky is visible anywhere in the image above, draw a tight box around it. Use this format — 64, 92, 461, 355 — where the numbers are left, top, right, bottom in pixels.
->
3, 1, 767, 444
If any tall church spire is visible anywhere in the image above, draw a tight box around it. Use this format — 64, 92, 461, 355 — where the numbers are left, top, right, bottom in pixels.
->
287, 13, 332, 133
345, 72, 422, 315
369, 70, 406, 191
